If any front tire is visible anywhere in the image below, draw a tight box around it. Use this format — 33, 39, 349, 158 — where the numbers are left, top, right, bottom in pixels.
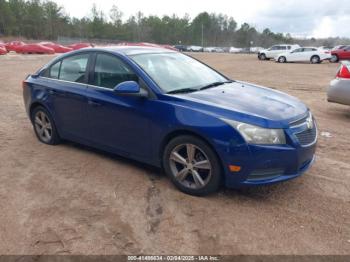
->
259, 53, 267, 60
330, 54, 339, 63
163, 135, 222, 196
31, 106, 61, 145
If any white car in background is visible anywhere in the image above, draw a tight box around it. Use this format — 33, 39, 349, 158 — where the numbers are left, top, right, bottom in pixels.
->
250, 46, 264, 53
258, 44, 300, 60
229, 47, 242, 53
275, 47, 332, 64
203, 47, 215, 52
203, 47, 225, 53
188, 45, 203, 52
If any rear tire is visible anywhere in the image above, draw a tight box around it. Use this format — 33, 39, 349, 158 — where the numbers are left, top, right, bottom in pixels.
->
31, 106, 61, 145
310, 55, 320, 64
163, 135, 222, 196
278, 56, 286, 63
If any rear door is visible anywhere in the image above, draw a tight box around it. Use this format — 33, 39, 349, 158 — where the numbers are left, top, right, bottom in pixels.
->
267, 46, 285, 58
41, 53, 91, 140
301, 48, 315, 61
288, 48, 303, 61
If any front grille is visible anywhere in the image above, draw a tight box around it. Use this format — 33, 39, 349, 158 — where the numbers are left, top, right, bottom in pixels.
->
295, 126, 317, 146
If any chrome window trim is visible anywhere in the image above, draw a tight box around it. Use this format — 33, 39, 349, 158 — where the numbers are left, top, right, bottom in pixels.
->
40, 76, 87, 87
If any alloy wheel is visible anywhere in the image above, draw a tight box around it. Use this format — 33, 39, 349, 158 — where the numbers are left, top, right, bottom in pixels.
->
169, 143, 212, 189
34, 111, 52, 143
311, 56, 319, 64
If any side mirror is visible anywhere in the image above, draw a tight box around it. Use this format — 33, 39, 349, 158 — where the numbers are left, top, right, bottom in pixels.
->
113, 81, 148, 97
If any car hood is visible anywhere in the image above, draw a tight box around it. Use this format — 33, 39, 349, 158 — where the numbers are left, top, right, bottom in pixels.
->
171, 81, 308, 128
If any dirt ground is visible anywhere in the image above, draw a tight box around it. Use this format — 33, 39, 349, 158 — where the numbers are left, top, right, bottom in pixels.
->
0, 52, 349, 255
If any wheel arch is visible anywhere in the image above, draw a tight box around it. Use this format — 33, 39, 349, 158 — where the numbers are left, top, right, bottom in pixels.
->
29, 102, 56, 127
29, 102, 46, 122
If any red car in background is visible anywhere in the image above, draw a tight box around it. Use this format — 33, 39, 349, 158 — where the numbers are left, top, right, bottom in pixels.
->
39, 42, 73, 53
0, 44, 7, 55
331, 46, 350, 62
16, 44, 55, 54
67, 43, 92, 50
5, 41, 25, 52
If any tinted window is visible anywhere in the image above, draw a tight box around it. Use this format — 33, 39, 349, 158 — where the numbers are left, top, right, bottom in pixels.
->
280, 46, 287, 50
293, 48, 302, 53
93, 53, 138, 89
59, 54, 89, 83
287, 46, 291, 50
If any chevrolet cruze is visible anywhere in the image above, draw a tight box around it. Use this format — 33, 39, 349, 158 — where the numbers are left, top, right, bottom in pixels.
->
23, 46, 317, 196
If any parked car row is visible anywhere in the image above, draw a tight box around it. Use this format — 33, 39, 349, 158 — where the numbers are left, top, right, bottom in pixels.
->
258, 44, 350, 64
0, 41, 92, 55
173, 45, 264, 54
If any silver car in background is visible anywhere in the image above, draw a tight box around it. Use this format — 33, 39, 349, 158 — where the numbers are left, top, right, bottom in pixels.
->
328, 61, 350, 106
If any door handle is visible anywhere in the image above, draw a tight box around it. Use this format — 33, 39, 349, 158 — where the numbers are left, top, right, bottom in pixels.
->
48, 89, 58, 95
88, 100, 102, 107
48, 89, 66, 96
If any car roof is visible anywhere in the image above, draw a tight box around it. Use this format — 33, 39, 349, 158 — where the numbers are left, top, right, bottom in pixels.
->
75, 46, 177, 56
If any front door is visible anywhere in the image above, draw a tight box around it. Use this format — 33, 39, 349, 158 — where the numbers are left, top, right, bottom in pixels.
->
85, 52, 153, 159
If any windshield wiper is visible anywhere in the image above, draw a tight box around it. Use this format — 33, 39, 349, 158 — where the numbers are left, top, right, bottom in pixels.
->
199, 80, 234, 90
167, 88, 198, 94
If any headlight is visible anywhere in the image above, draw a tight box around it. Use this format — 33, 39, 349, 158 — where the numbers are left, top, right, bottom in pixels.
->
222, 119, 286, 145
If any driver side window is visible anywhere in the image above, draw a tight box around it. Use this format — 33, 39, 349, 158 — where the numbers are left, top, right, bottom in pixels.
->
93, 53, 138, 89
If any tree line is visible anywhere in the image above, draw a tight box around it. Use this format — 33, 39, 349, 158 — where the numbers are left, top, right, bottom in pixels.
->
0, 0, 349, 47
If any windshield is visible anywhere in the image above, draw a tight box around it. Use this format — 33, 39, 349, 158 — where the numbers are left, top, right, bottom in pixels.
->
129, 52, 228, 93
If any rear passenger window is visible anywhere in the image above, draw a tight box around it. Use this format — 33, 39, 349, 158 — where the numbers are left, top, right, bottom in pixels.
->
59, 54, 89, 83
93, 53, 138, 89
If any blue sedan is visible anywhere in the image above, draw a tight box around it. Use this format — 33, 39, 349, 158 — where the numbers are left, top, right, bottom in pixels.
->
23, 46, 317, 196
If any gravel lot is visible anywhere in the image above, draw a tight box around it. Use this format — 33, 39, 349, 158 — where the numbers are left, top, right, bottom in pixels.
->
0, 52, 349, 255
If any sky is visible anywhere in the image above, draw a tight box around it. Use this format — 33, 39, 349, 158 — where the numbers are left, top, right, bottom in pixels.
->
55, 0, 350, 38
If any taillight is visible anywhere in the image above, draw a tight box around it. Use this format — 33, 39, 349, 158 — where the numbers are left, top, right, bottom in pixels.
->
336, 65, 350, 79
